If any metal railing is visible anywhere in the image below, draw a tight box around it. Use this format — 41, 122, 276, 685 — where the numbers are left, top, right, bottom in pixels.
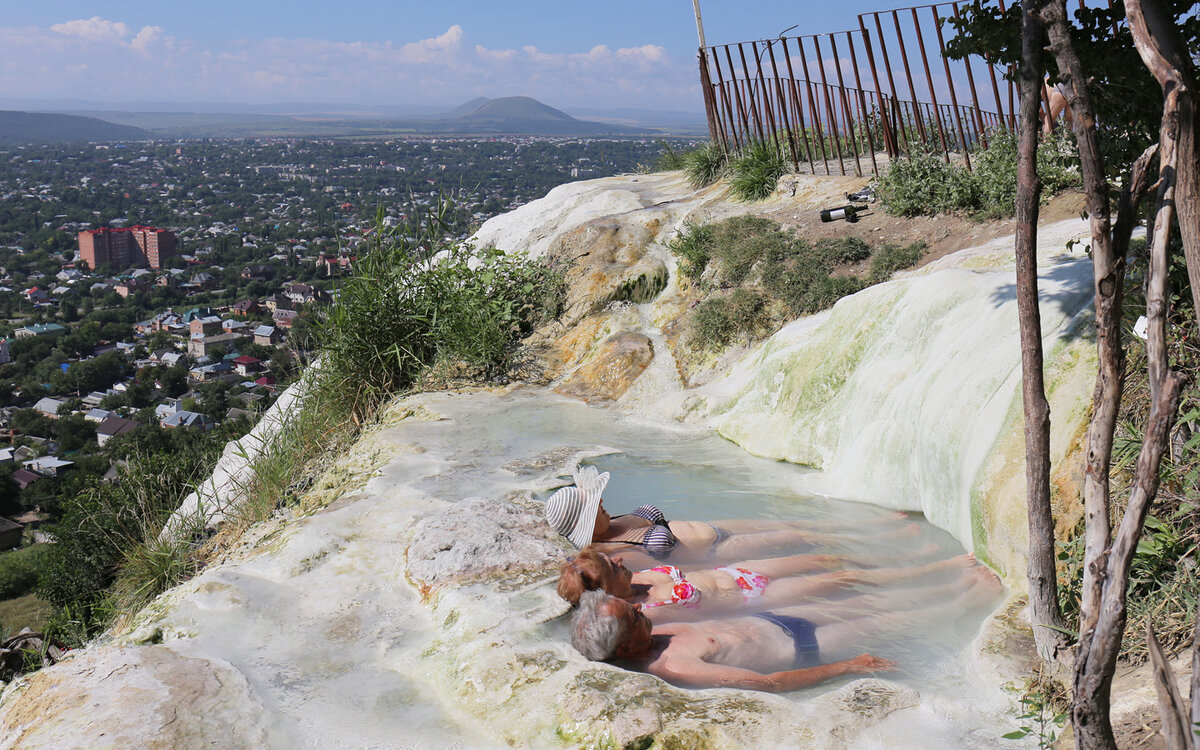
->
698, 1, 1022, 177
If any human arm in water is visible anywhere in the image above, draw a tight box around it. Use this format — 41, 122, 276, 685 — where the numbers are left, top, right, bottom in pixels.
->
648, 651, 897, 692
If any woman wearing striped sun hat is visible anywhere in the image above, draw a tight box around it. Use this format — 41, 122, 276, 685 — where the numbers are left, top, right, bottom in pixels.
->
543, 465, 920, 566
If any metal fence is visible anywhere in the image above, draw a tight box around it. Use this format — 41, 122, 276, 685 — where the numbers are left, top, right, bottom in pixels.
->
698, 2, 1022, 177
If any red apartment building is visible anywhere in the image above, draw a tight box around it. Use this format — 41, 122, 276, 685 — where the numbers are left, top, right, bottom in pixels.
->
77, 226, 177, 270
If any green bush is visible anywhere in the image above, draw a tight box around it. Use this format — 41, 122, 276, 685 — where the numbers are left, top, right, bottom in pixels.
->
877, 128, 1080, 219
869, 241, 928, 282
0, 546, 47, 600
683, 142, 729, 188
38, 450, 215, 637
671, 216, 799, 286
317, 203, 564, 420
877, 153, 978, 217
728, 140, 787, 201
688, 289, 769, 349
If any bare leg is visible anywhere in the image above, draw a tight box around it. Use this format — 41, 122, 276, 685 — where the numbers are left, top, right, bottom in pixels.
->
711, 523, 921, 562
756, 555, 977, 608
729, 543, 945, 578
771, 566, 1002, 625
809, 568, 1003, 658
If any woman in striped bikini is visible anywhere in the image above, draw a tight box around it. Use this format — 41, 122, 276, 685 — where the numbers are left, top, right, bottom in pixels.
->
543, 466, 919, 568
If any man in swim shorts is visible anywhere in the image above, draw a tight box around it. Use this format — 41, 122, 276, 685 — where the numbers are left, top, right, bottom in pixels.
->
569, 568, 999, 692
570, 590, 894, 692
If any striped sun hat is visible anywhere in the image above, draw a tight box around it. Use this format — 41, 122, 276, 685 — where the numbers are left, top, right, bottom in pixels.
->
544, 466, 611, 549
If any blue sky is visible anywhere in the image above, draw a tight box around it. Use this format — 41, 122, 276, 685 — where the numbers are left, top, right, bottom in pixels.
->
0, 2, 922, 111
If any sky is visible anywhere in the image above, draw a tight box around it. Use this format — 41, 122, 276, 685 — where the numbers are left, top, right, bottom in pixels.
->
0, 1, 927, 113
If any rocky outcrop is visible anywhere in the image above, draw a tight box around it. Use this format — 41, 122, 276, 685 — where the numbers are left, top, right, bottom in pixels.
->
406, 495, 566, 593
553, 332, 654, 403
0, 172, 1100, 748
0, 646, 272, 748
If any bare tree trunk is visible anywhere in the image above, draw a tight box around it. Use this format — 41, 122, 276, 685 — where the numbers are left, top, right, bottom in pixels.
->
1035, 3, 1121, 645
1147, 624, 1190, 750
1016, 0, 1070, 662
1127, 0, 1200, 318
1061, 2, 1190, 745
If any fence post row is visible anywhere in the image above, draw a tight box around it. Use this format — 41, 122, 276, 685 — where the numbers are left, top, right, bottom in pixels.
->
696, 1, 1035, 177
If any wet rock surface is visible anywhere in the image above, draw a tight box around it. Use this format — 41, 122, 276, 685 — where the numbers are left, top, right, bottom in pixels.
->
554, 332, 654, 403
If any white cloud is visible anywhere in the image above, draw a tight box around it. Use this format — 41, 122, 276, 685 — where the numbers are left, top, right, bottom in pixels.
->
50, 17, 129, 42
0, 21, 697, 109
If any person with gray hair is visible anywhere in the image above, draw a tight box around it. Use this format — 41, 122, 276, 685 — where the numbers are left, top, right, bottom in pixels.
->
568, 568, 1000, 693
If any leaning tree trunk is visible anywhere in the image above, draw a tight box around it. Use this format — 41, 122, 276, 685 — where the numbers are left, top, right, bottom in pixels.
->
1015, 0, 1070, 662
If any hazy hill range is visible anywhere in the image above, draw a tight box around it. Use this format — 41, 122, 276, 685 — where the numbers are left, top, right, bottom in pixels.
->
0, 111, 151, 144
2, 96, 670, 139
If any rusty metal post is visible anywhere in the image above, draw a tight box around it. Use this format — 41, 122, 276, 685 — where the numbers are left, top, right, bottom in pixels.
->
846, 30, 880, 175
751, 40, 782, 156
856, 21, 896, 158
698, 49, 722, 145
780, 37, 817, 172
931, 5, 971, 168
812, 35, 847, 175
890, 10, 929, 148
766, 40, 800, 171
737, 43, 766, 142
910, 7, 950, 161
723, 45, 752, 146
828, 33, 863, 176
796, 38, 832, 173
869, 12, 912, 154
952, 1, 990, 148
710, 50, 741, 151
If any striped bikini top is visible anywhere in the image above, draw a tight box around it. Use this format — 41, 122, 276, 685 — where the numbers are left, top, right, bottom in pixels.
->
607, 504, 678, 556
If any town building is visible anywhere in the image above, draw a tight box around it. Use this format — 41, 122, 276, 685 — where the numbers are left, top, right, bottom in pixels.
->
13, 323, 66, 339
96, 416, 142, 446
77, 226, 177, 270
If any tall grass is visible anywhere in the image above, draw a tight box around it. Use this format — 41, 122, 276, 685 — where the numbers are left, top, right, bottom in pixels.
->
728, 140, 787, 201
317, 203, 564, 421
683, 142, 729, 188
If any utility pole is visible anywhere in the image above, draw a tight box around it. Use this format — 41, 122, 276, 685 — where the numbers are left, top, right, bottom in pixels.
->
692, 0, 722, 144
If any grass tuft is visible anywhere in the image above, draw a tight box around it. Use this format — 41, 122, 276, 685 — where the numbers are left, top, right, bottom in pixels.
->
728, 140, 787, 201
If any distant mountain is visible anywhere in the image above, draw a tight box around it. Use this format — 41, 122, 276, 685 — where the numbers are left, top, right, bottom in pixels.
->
0, 111, 151, 144
411, 95, 650, 136
462, 96, 574, 121
434, 97, 492, 119
0, 97, 665, 139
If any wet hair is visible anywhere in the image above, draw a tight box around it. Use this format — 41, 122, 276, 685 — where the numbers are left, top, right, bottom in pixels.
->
571, 590, 626, 661
556, 546, 610, 605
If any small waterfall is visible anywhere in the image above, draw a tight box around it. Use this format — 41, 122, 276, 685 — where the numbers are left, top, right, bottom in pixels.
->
703, 220, 1095, 547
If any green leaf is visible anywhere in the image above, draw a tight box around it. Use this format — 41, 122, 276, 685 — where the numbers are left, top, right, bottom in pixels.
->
1002, 729, 1032, 740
